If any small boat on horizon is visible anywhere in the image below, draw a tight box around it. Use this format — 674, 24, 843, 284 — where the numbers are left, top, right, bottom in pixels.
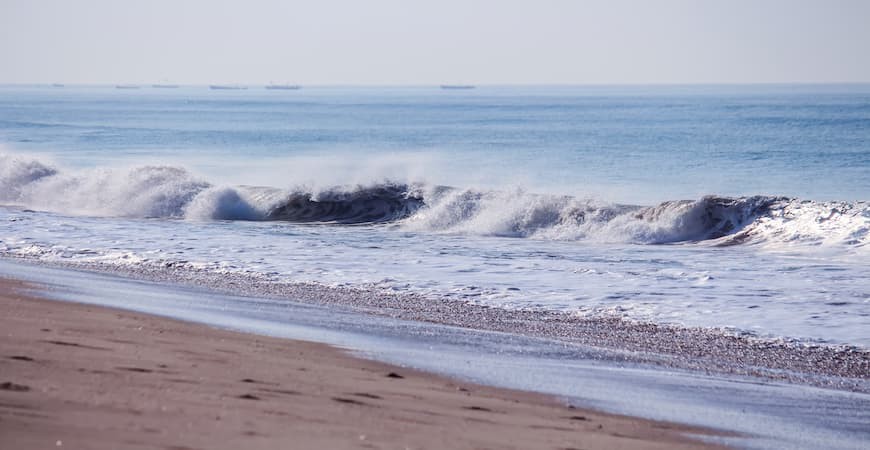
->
209, 84, 247, 90
152, 84, 180, 88
51, 83, 64, 88
115, 84, 140, 89
440, 85, 475, 90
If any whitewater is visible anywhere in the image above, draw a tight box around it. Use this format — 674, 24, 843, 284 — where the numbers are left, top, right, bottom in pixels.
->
1, 84, 868, 347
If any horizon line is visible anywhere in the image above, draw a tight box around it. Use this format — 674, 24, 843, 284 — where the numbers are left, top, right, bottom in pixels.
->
2, 81, 870, 88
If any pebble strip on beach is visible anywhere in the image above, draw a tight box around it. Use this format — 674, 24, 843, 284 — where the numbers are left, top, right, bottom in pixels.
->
5, 255, 869, 394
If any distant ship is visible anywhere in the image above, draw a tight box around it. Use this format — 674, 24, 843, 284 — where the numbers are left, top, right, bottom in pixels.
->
115, 84, 140, 89
209, 85, 247, 90
51, 83, 64, 88
152, 84, 179, 88
265, 84, 301, 90
440, 85, 475, 90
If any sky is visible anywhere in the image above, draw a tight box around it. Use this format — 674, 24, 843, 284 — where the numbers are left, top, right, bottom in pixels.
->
1, 0, 869, 85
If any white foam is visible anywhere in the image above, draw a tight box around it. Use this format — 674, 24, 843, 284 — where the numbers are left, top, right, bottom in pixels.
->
184, 186, 264, 221
0, 154, 209, 218
403, 189, 869, 249
734, 199, 870, 249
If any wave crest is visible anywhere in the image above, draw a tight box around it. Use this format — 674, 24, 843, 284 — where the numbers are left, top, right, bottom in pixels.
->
403, 189, 791, 244
0, 154, 58, 200
0, 155, 209, 217
1, 154, 866, 248
266, 183, 425, 223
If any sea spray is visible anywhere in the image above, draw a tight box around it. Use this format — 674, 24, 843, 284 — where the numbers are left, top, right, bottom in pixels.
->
0, 155, 208, 218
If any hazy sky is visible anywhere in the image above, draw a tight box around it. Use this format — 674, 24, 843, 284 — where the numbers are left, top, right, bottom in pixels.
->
1, 0, 869, 84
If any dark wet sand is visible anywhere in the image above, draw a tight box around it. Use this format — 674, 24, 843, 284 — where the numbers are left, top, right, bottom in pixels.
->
0, 278, 724, 449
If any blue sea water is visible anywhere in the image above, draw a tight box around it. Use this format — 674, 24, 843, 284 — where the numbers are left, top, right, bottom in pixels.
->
3, 84, 870, 202
1, 84, 868, 345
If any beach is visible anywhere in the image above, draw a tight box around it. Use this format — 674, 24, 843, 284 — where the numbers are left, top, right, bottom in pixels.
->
1, 85, 869, 449
2, 0, 869, 447
0, 277, 719, 449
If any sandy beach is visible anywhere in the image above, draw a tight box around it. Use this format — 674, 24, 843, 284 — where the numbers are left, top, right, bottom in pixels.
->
0, 277, 721, 449
3, 4, 870, 447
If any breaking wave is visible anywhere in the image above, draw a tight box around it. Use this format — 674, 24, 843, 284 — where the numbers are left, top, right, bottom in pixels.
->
0, 153, 426, 224
403, 188, 868, 247
1, 154, 867, 247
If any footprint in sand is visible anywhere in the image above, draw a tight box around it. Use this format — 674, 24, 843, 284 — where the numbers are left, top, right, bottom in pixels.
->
332, 397, 369, 406
0, 381, 31, 392
463, 406, 493, 412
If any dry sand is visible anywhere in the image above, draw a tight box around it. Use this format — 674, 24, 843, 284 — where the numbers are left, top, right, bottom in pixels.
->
0, 278, 723, 449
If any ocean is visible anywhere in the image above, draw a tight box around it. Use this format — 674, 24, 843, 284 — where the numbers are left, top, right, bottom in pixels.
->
1, 84, 868, 347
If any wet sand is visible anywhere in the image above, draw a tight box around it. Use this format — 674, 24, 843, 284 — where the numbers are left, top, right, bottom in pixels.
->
4, 256, 869, 396
56, 258, 869, 392
0, 278, 722, 449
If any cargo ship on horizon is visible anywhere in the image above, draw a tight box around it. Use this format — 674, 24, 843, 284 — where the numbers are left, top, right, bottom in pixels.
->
265, 84, 301, 90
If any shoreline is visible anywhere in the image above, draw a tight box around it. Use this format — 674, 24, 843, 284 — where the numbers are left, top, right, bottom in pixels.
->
2, 255, 867, 394
0, 276, 723, 449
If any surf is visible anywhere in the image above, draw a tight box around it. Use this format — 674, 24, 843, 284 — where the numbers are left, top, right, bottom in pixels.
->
1, 153, 867, 249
